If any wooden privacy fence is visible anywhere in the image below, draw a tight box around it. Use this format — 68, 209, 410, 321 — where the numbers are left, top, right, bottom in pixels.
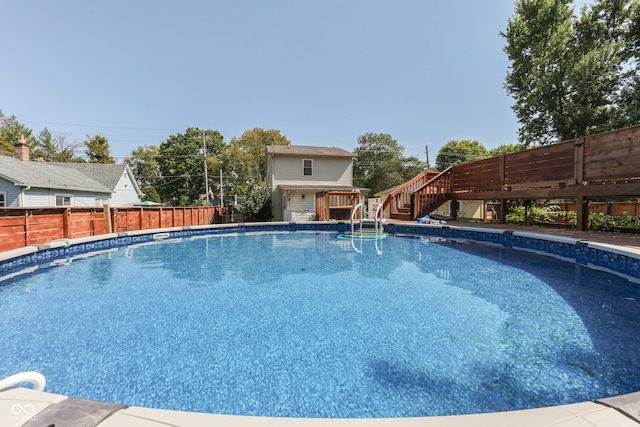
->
0, 206, 220, 252
449, 124, 640, 196
411, 124, 640, 230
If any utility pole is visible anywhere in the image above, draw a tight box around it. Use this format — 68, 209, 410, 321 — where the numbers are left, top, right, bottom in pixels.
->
425, 144, 431, 170
203, 132, 209, 206
219, 169, 224, 208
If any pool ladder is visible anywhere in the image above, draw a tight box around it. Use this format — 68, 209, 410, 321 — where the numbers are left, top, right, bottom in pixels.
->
349, 203, 385, 254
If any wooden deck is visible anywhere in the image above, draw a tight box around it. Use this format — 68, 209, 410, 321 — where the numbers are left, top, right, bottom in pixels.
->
385, 124, 640, 231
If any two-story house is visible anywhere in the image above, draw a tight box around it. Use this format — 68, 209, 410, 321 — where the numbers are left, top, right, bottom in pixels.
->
265, 145, 364, 221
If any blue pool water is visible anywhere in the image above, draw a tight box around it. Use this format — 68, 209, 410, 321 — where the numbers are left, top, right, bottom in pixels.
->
1, 231, 639, 418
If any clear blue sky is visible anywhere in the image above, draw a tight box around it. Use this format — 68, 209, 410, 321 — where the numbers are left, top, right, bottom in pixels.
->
1, 0, 589, 163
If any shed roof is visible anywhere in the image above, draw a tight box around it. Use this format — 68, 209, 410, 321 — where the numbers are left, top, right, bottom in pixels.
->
0, 156, 113, 193
266, 145, 354, 158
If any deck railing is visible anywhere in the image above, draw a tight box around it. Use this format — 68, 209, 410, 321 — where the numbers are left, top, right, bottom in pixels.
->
382, 171, 440, 218
411, 167, 453, 219
409, 124, 640, 229
315, 191, 361, 221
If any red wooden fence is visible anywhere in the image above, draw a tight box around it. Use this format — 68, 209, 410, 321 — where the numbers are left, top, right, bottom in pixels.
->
0, 206, 221, 252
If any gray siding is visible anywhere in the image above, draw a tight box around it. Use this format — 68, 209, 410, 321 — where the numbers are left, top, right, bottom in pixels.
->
23, 189, 52, 207
0, 178, 20, 206
21, 188, 107, 207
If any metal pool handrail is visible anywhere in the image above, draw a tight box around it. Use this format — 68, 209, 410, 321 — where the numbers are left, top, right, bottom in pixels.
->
374, 202, 384, 234
350, 202, 363, 236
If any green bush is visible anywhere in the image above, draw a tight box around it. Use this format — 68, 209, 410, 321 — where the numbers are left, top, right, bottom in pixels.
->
235, 184, 272, 222
589, 212, 640, 230
506, 204, 570, 224
506, 203, 640, 230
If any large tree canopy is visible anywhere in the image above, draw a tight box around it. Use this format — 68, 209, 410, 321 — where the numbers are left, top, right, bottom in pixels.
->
217, 128, 290, 199
157, 127, 224, 206
125, 144, 161, 194
503, 0, 639, 146
353, 133, 427, 195
435, 140, 489, 171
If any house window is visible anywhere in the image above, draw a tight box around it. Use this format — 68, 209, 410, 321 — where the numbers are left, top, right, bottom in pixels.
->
303, 159, 313, 176
55, 194, 72, 206
0, 192, 5, 207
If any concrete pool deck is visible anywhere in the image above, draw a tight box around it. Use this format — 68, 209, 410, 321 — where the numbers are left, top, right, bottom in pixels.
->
2, 387, 640, 426
438, 220, 640, 251
2, 221, 640, 426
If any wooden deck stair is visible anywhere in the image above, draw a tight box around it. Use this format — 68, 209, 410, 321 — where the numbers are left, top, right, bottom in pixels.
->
382, 170, 451, 221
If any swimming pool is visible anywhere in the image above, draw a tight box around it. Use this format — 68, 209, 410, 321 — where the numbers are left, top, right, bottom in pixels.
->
1, 226, 639, 418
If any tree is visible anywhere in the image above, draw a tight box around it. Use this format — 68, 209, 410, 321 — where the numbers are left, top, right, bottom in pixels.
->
353, 133, 427, 195
0, 109, 34, 155
217, 128, 290, 199
502, 0, 576, 145
569, 0, 638, 133
125, 145, 161, 193
613, 0, 640, 127
435, 140, 488, 171
84, 134, 115, 163
157, 127, 224, 206
502, 0, 640, 146
33, 128, 83, 162
488, 143, 526, 157
141, 187, 162, 204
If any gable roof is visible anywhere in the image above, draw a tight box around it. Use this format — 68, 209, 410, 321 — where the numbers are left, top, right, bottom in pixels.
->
375, 183, 404, 196
266, 145, 354, 158
52, 163, 136, 193
0, 156, 113, 193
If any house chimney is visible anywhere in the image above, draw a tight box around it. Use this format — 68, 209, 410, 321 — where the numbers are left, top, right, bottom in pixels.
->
14, 138, 30, 162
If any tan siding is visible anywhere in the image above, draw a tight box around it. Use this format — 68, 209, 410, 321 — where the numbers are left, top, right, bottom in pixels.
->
288, 193, 315, 210
271, 156, 353, 187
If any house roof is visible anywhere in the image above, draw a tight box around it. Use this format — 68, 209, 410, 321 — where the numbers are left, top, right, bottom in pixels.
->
375, 184, 404, 196
266, 145, 355, 158
52, 163, 134, 192
0, 156, 113, 193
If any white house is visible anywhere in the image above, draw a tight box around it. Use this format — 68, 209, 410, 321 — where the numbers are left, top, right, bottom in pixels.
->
265, 145, 363, 221
0, 141, 142, 208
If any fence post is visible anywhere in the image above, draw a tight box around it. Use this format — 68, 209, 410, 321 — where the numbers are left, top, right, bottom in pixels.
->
499, 199, 507, 224
63, 208, 71, 238
103, 205, 112, 234
451, 198, 458, 220
574, 138, 585, 185
24, 211, 29, 247
577, 197, 590, 231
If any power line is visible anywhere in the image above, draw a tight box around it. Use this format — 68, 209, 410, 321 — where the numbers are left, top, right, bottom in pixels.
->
24, 120, 181, 133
